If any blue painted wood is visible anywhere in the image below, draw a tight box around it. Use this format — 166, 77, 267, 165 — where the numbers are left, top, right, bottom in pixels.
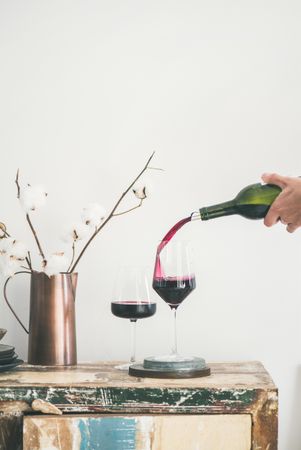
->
78, 417, 136, 450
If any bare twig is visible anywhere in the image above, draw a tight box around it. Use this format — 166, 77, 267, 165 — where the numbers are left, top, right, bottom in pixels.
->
15, 170, 46, 264
24, 258, 32, 272
26, 214, 46, 262
15, 169, 20, 199
26, 252, 33, 272
27, 251, 32, 267
70, 152, 155, 272
113, 200, 143, 216
67, 243, 76, 272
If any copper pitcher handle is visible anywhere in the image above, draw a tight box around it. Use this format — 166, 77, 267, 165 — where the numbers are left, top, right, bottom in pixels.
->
3, 271, 31, 334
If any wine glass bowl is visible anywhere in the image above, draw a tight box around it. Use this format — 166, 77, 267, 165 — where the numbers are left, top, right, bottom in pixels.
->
152, 241, 196, 361
152, 275, 196, 309
111, 266, 156, 370
111, 301, 156, 320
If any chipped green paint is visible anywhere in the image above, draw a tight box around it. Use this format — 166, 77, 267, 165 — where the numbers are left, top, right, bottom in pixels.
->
0, 362, 278, 450
0, 386, 258, 412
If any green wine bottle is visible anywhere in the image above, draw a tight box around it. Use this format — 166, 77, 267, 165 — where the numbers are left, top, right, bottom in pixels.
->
192, 183, 282, 221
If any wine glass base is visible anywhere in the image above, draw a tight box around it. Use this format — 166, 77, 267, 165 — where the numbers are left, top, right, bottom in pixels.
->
115, 362, 136, 371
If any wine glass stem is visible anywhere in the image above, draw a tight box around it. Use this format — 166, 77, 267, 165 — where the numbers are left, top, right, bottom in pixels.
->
130, 319, 137, 363
171, 308, 178, 356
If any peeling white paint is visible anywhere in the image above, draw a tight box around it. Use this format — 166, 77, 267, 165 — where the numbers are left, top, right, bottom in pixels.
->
136, 416, 153, 450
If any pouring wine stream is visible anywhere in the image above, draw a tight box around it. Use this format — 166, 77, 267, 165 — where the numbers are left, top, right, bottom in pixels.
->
153, 216, 191, 279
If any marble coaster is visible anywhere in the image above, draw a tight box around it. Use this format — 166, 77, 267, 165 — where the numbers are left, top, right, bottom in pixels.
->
143, 355, 206, 371
129, 363, 211, 379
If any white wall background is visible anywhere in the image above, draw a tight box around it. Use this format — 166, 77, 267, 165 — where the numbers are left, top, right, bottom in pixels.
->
0, 0, 300, 448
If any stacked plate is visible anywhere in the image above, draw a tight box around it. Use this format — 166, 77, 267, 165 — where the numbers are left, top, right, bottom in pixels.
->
0, 344, 23, 372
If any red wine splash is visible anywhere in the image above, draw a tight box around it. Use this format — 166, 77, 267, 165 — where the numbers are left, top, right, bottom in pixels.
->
154, 216, 191, 278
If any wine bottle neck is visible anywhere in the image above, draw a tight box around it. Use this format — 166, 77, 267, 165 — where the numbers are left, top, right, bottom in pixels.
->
198, 200, 237, 220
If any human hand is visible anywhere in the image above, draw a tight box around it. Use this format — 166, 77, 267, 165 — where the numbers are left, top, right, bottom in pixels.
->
261, 173, 301, 233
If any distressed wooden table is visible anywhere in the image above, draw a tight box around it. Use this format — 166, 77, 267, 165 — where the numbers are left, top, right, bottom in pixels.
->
0, 361, 277, 450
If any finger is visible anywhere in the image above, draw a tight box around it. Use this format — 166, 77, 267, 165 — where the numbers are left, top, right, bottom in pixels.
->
264, 206, 280, 227
261, 173, 288, 189
286, 223, 298, 233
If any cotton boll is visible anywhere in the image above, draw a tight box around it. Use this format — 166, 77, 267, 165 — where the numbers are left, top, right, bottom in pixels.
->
0, 238, 15, 254
71, 223, 92, 240
9, 241, 28, 260
0, 238, 28, 277
0, 255, 21, 278
0, 239, 28, 260
44, 253, 69, 277
20, 185, 47, 213
61, 223, 91, 243
132, 185, 148, 200
81, 203, 106, 227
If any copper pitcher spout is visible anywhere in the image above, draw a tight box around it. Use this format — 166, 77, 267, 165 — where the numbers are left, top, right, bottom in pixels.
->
28, 272, 77, 366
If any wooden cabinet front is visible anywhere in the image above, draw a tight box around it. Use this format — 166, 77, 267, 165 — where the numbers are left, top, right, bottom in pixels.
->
24, 414, 252, 450
0, 361, 277, 450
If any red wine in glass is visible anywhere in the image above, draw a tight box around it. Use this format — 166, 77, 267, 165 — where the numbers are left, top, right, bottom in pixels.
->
152, 276, 196, 309
153, 235, 195, 358
111, 301, 156, 320
111, 267, 156, 370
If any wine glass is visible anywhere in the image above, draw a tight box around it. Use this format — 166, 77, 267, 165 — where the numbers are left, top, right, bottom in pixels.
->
111, 266, 156, 370
152, 241, 195, 361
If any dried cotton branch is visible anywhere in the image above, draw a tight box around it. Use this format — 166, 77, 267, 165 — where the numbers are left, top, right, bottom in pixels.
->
15, 171, 46, 262
69, 152, 156, 272
7, 153, 158, 276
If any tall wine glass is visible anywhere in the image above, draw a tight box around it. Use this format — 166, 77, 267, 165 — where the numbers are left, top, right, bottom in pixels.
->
111, 266, 156, 370
152, 241, 195, 360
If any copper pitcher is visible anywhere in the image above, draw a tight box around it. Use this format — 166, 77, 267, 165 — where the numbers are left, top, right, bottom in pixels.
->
4, 271, 77, 366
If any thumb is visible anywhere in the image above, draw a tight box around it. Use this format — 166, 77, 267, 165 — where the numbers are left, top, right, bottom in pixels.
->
261, 172, 288, 189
